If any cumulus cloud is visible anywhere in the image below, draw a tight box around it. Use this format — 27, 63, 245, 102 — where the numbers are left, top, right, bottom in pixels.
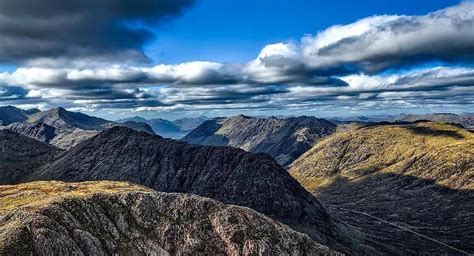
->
253, 2, 474, 75
0, 0, 194, 63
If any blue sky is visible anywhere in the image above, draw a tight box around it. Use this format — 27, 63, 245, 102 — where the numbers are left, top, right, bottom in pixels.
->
0, 0, 472, 119
147, 0, 460, 64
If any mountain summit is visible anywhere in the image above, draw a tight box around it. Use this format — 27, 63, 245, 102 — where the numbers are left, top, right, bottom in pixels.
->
183, 115, 336, 166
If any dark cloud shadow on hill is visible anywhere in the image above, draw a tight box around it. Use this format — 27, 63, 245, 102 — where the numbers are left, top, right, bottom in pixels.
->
311, 173, 474, 254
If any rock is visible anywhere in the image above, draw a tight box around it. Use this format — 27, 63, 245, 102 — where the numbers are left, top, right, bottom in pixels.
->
0, 181, 341, 256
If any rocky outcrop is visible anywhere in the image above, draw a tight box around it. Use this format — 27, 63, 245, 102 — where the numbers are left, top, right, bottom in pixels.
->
6, 122, 56, 143
0, 181, 340, 256
183, 115, 336, 166
290, 122, 474, 254
0, 130, 61, 184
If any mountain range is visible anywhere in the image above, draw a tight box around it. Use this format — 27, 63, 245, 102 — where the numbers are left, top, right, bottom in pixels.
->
290, 121, 474, 254
183, 115, 336, 166
0, 106, 154, 149
332, 113, 474, 130
1, 105, 473, 254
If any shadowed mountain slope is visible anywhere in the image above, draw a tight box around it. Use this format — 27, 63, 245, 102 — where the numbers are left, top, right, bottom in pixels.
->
0, 130, 61, 184
22, 126, 361, 253
290, 122, 474, 254
183, 115, 336, 166
0, 106, 38, 126
0, 181, 340, 255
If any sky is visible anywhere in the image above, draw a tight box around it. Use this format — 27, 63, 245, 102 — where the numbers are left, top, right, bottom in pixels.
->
0, 0, 472, 120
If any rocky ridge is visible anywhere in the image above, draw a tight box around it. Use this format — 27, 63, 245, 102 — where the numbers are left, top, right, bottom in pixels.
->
0, 181, 340, 255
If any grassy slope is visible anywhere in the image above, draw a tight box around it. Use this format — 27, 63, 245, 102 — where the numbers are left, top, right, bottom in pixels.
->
0, 181, 151, 213
291, 122, 473, 191
289, 122, 474, 254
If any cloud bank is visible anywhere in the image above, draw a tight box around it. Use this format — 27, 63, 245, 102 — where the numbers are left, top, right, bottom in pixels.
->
0, 2, 473, 117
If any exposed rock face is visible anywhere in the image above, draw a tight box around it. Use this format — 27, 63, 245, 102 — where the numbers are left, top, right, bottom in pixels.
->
6, 122, 56, 143
0, 130, 61, 184
183, 115, 336, 166
290, 122, 474, 254
21, 126, 360, 253
0, 106, 38, 125
0, 181, 340, 256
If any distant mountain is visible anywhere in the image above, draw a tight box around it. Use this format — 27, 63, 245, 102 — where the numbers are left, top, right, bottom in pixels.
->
117, 116, 208, 138
117, 116, 182, 138
0, 129, 61, 184
6, 122, 56, 143
183, 115, 336, 166
26, 107, 111, 131
0, 106, 38, 125
114, 121, 154, 134
11, 126, 381, 254
0, 181, 339, 255
173, 116, 209, 133
4, 107, 155, 148
290, 122, 474, 254
396, 113, 474, 129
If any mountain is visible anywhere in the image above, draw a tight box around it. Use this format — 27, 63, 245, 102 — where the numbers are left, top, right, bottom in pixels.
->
290, 121, 474, 254
183, 115, 336, 166
115, 121, 154, 134
173, 116, 209, 133
0, 181, 340, 255
5, 107, 155, 149
0, 106, 38, 126
26, 107, 111, 131
396, 113, 474, 129
13, 126, 380, 254
0, 130, 61, 184
117, 116, 183, 138
5, 121, 56, 143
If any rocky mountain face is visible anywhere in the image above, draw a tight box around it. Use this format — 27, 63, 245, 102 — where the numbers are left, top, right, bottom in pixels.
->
0, 130, 61, 184
0, 181, 340, 255
0, 106, 39, 126
20, 126, 364, 253
290, 122, 474, 254
183, 115, 336, 166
